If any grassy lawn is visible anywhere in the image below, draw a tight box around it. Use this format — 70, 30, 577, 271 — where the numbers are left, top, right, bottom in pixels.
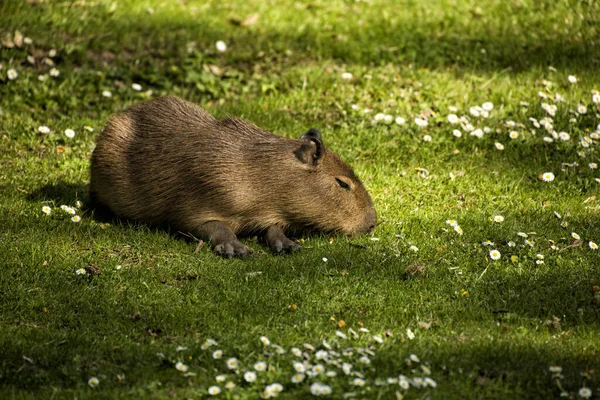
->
1, 0, 600, 398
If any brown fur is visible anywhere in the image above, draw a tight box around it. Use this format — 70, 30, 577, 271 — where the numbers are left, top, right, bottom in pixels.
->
90, 96, 376, 255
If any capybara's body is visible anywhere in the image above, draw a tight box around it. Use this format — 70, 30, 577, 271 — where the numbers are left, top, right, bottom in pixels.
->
90, 96, 376, 257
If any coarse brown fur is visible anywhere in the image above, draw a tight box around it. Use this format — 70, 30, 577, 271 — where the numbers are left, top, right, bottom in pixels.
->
90, 96, 376, 257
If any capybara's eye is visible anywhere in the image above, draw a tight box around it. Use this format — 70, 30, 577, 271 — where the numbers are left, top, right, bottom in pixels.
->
336, 178, 351, 191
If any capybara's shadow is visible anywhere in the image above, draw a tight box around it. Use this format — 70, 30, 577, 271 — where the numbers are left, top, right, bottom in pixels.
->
27, 181, 89, 208
29, 181, 118, 224
27, 181, 202, 243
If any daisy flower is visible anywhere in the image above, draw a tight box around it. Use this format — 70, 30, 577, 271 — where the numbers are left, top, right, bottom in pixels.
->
102, 90, 112, 98
88, 377, 99, 388
470, 128, 483, 138
577, 105, 587, 114
372, 335, 383, 343
447, 114, 459, 124
49, 68, 60, 77
175, 362, 188, 372
76, 268, 86, 275
409, 354, 420, 362
395, 116, 406, 125
42, 206, 52, 215
216, 375, 226, 383
454, 225, 463, 235
291, 373, 305, 383
453, 129, 462, 137
254, 361, 267, 372
64, 129, 75, 139
572, 232, 580, 240
24, 37, 32, 45
568, 75, 577, 84
482, 102, 494, 111
71, 215, 81, 223
489, 249, 501, 260
322, 257, 328, 262
131, 83, 142, 91
414, 117, 428, 127
549, 366, 562, 373
541, 172, 555, 182
342, 363, 352, 375
409, 245, 418, 252
593, 93, 600, 104
495, 142, 504, 150
38, 126, 51, 134
226, 357, 238, 370
208, 386, 221, 396
212, 350, 223, 359
509, 131, 519, 139
7, 69, 18, 80
517, 232, 528, 238
313, 364, 325, 373
352, 378, 365, 386
260, 336, 271, 346
293, 362, 306, 373
423, 135, 432, 142
493, 215, 504, 223
359, 356, 370, 364
578, 387, 592, 398
310, 382, 331, 396
291, 347, 302, 357
589, 163, 598, 169
341, 72, 353, 80
589, 241, 598, 250
406, 328, 415, 340
508, 241, 516, 247
558, 132, 570, 141
215, 40, 227, 53
244, 371, 257, 382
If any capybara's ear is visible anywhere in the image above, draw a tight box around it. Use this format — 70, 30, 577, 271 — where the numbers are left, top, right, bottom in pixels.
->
301, 128, 322, 142
293, 136, 322, 167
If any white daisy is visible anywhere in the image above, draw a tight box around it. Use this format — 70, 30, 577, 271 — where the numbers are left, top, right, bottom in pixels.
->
49, 68, 60, 77
568, 75, 577, 84
341, 72, 353, 80
254, 361, 266, 371
215, 40, 227, 53
578, 387, 592, 398
208, 386, 221, 395
291, 373, 305, 383
589, 241, 598, 250
64, 129, 75, 139
493, 215, 504, 223
414, 117, 428, 127
577, 105, 587, 114
509, 131, 519, 139
131, 83, 142, 91
558, 132, 570, 141
212, 350, 222, 359
71, 215, 81, 223
495, 142, 504, 150
38, 126, 51, 134
482, 102, 494, 111
7, 68, 18, 80
489, 249, 501, 260
226, 357, 238, 370
102, 90, 112, 98
175, 362, 188, 372
42, 206, 52, 215
395, 116, 406, 125
244, 371, 257, 382
88, 377, 99, 388
541, 172, 555, 182
447, 114, 459, 124
260, 336, 271, 346
452, 129, 462, 137
76, 268, 87, 275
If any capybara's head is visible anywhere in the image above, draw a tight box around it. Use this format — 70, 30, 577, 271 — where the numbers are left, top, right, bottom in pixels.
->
286, 128, 377, 235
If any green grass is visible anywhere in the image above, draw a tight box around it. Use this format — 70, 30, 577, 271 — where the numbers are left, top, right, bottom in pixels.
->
1, 0, 600, 398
